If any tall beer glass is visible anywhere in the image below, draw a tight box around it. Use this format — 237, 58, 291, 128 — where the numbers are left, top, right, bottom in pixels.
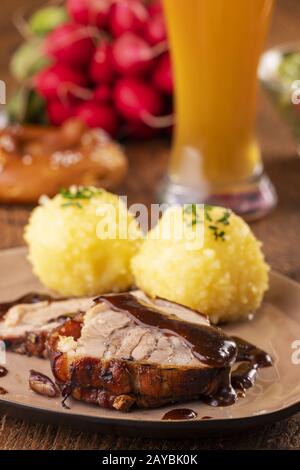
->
161, 0, 277, 218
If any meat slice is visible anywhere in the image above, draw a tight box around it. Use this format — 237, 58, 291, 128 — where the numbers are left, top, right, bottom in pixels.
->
0, 295, 94, 357
48, 291, 237, 411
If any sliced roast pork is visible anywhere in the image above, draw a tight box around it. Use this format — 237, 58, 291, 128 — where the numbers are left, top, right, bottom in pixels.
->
0, 294, 93, 357
48, 291, 238, 411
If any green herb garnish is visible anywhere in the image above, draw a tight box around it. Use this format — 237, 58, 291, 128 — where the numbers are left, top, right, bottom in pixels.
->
204, 204, 213, 222
61, 202, 83, 209
184, 204, 231, 240
217, 210, 231, 226
60, 186, 103, 208
184, 204, 203, 227
209, 225, 226, 241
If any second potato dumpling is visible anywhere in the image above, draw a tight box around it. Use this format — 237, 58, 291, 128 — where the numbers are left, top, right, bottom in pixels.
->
131, 205, 269, 324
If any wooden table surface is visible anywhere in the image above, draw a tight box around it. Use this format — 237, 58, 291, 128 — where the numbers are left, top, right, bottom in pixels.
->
0, 0, 300, 450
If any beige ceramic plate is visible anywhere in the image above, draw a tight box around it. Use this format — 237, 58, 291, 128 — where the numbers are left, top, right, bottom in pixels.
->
0, 247, 300, 438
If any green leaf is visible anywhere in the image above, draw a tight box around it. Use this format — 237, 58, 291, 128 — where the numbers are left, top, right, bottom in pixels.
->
29, 6, 69, 37
10, 38, 50, 81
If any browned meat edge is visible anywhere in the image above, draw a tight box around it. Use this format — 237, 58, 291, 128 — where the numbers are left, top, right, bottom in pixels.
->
0, 294, 78, 358
47, 318, 231, 411
4, 330, 50, 358
3, 313, 84, 359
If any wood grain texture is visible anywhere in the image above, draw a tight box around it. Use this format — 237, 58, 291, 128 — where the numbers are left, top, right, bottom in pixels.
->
0, 0, 300, 451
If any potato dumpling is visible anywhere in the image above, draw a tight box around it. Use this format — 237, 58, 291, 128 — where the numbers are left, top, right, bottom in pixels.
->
25, 186, 141, 296
131, 205, 269, 324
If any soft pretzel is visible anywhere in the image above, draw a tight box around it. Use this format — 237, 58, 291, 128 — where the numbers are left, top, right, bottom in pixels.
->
0, 118, 127, 204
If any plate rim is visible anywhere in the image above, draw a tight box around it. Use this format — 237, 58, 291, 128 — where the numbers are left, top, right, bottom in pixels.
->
0, 395, 299, 437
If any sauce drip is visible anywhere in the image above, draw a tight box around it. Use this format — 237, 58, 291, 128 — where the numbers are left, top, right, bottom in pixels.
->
61, 384, 72, 409
0, 386, 7, 395
231, 363, 258, 391
232, 336, 273, 368
98, 293, 237, 368
162, 408, 197, 420
0, 366, 8, 378
0, 292, 55, 319
201, 366, 237, 407
201, 416, 213, 420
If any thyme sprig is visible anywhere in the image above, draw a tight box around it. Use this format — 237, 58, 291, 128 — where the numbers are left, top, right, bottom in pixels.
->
217, 210, 231, 226
61, 201, 83, 209
209, 225, 226, 241
184, 204, 231, 241
204, 205, 213, 222
60, 186, 103, 208
184, 203, 202, 226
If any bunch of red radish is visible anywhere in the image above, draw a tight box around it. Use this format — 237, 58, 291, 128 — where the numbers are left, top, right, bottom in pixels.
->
34, 0, 173, 138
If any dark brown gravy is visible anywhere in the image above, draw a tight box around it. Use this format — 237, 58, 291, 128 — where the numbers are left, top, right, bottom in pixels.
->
201, 368, 237, 407
0, 386, 7, 395
202, 339, 272, 406
162, 408, 197, 420
61, 383, 72, 409
231, 363, 258, 391
232, 336, 273, 368
0, 292, 55, 319
29, 370, 59, 398
0, 366, 8, 378
98, 293, 237, 368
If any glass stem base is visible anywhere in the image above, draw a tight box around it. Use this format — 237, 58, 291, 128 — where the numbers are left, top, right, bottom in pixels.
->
158, 172, 277, 221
